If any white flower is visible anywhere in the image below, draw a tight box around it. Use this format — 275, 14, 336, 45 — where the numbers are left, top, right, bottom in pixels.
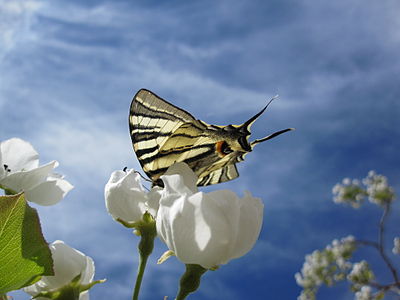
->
24, 240, 96, 300
393, 237, 400, 255
347, 261, 373, 286
0, 138, 73, 205
363, 171, 395, 206
296, 236, 356, 296
355, 286, 373, 300
105, 169, 161, 223
332, 178, 366, 208
156, 163, 264, 269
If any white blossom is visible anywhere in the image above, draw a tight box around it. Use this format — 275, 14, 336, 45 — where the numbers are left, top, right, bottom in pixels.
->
347, 261, 374, 289
296, 236, 356, 298
104, 169, 161, 223
355, 286, 374, 300
363, 171, 395, 206
0, 138, 73, 205
332, 178, 366, 208
393, 237, 400, 255
24, 240, 96, 300
156, 163, 264, 269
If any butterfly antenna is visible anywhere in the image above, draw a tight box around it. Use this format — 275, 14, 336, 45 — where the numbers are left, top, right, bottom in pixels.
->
134, 170, 152, 183
241, 94, 280, 130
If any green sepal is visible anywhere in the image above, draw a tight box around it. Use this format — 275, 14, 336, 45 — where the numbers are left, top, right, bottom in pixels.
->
31, 273, 105, 300
176, 264, 208, 300
131, 212, 157, 300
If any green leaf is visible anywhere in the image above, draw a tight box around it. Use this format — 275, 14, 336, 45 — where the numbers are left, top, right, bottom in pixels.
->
0, 193, 54, 294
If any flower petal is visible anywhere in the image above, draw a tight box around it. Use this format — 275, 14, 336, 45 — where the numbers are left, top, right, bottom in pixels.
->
146, 186, 162, 217
161, 173, 195, 197
164, 162, 198, 194
105, 169, 148, 222
24, 240, 94, 295
0, 161, 57, 192
157, 190, 236, 269
24, 177, 74, 205
45, 241, 90, 289
0, 138, 39, 172
230, 191, 263, 259
80, 256, 95, 284
191, 190, 240, 267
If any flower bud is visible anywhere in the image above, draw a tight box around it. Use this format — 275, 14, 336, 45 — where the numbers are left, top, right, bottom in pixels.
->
105, 169, 161, 223
23, 241, 102, 299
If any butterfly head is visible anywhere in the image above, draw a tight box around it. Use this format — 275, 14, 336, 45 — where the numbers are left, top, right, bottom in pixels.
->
217, 98, 294, 158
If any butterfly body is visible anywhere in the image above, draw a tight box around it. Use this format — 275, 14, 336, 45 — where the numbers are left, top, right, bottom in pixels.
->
129, 89, 292, 186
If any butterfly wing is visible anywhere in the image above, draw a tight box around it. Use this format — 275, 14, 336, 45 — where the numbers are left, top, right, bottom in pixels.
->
130, 89, 208, 182
130, 89, 241, 185
197, 163, 239, 186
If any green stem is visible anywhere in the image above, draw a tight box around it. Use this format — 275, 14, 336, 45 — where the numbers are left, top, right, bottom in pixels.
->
176, 264, 207, 300
132, 249, 150, 300
0, 294, 8, 300
132, 214, 156, 300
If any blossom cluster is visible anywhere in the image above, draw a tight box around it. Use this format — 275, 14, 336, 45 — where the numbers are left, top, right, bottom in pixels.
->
332, 171, 395, 208
363, 171, 395, 206
295, 236, 356, 300
105, 162, 264, 269
354, 286, 374, 300
347, 261, 374, 292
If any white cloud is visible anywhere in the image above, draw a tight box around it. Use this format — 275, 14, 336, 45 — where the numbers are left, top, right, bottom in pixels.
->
33, 112, 140, 187
0, 0, 42, 60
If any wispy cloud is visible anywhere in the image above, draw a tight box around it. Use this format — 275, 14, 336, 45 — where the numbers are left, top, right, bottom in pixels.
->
0, 0, 42, 60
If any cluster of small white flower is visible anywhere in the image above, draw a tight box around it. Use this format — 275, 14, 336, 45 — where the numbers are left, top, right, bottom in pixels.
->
347, 261, 374, 291
105, 162, 264, 269
332, 178, 366, 208
354, 286, 374, 300
295, 236, 356, 300
332, 171, 395, 208
363, 171, 395, 206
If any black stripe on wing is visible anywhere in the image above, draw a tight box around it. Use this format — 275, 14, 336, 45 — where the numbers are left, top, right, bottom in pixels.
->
197, 163, 239, 186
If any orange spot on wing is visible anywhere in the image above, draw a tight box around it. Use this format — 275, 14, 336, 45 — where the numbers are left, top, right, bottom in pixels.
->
215, 141, 226, 157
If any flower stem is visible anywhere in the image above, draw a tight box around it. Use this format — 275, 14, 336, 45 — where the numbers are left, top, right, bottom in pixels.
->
377, 202, 399, 285
132, 250, 150, 300
132, 213, 157, 300
175, 264, 207, 300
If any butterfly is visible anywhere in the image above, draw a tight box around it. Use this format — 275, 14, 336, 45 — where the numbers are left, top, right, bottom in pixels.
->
129, 89, 293, 186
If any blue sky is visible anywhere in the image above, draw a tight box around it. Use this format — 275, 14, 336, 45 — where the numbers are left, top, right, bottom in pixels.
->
1, 0, 400, 299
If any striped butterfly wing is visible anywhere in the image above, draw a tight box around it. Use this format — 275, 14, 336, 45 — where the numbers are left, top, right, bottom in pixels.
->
197, 164, 239, 186
130, 89, 238, 186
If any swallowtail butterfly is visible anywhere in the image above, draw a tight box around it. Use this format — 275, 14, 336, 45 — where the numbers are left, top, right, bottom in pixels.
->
129, 89, 293, 186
